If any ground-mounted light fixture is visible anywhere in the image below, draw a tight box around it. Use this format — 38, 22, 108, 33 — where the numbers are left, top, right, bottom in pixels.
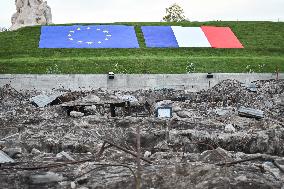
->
108, 72, 115, 80
207, 73, 214, 79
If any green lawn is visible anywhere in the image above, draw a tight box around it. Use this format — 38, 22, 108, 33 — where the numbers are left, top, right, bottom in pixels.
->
0, 21, 283, 74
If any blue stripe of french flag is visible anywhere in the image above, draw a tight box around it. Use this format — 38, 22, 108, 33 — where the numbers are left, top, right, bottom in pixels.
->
142, 26, 211, 48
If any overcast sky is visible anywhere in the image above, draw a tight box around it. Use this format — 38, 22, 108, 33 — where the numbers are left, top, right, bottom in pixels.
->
1, 0, 284, 28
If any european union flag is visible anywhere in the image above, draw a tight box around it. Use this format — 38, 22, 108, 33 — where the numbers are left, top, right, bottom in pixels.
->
39, 25, 139, 48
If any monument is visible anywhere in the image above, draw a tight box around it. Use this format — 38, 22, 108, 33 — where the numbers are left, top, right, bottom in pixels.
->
10, 0, 52, 30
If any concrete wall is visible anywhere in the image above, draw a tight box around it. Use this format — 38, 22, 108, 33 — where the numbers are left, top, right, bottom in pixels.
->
0, 73, 282, 92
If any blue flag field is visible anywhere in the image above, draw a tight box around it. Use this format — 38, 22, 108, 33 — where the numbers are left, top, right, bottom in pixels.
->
39, 25, 139, 48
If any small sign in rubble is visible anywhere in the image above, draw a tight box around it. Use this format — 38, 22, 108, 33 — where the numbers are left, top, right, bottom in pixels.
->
155, 100, 173, 118
156, 107, 173, 118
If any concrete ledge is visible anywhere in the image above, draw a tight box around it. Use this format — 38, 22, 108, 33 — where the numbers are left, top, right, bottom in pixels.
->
0, 73, 283, 92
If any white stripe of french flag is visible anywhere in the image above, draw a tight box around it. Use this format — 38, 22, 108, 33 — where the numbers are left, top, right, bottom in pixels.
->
171, 26, 211, 47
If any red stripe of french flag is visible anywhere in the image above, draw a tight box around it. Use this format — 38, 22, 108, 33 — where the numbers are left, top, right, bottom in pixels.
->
201, 26, 244, 48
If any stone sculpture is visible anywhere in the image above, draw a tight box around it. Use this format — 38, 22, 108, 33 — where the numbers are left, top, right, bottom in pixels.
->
10, 0, 52, 30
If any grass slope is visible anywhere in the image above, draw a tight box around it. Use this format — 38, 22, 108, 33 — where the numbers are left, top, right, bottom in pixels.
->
0, 21, 283, 74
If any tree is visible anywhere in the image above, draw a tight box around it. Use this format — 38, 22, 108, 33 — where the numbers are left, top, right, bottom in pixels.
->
0, 27, 9, 32
163, 3, 186, 22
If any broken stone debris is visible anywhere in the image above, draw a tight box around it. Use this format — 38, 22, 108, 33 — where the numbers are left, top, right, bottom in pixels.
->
31, 148, 41, 155
144, 151, 151, 158
0, 150, 15, 163
224, 124, 236, 133
61, 93, 140, 117
117, 94, 138, 103
246, 83, 257, 92
2, 147, 22, 158
30, 172, 64, 184
30, 94, 61, 108
56, 151, 75, 161
215, 107, 233, 116
238, 106, 264, 119
0, 79, 283, 188
199, 147, 233, 163
70, 111, 84, 118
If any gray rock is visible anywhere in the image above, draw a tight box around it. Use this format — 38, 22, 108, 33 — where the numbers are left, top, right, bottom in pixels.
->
117, 95, 138, 103
246, 83, 257, 92
0, 150, 15, 163
77, 187, 89, 189
31, 148, 41, 155
176, 110, 196, 118
155, 100, 172, 109
238, 106, 264, 119
30, 94, 59, 108
215, 108, 230, 116
84, 105, 98, 115
224, 124, 236, 133
144, 151, 151, 158
154, 141, 170, 151
30, 172, 64, 184
199, 147, 233, 163
280, 95, 284, 106
70, 111, 84, 118
235, 175, 247, 182
70, 182, 76, 189
56, 151, 75, 161
2, 147, 22, 158
81, 94, 101, 103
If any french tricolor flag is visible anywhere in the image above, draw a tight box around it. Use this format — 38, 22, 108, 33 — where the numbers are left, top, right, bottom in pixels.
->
142, 26, 243, 48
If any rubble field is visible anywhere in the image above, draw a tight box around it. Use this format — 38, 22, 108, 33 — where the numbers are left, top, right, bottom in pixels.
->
0, 79, 283, 189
